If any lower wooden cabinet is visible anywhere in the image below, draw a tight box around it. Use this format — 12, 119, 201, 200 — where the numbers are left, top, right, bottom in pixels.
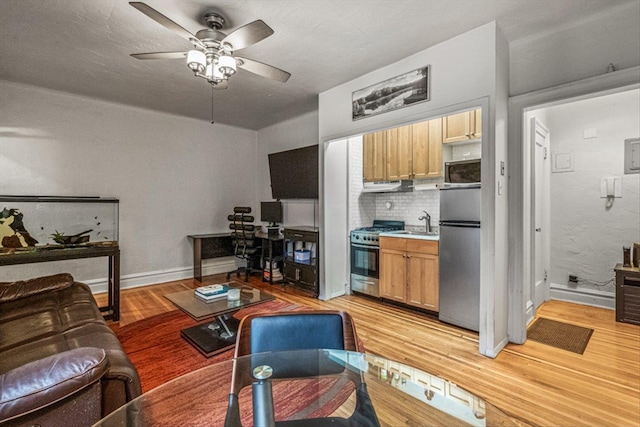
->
380, 237, 439, 312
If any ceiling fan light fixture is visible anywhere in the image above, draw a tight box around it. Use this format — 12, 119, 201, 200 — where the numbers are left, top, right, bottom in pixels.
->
218, 55, 237, 77
186, 50, 206, 73
213, 63, 224, 80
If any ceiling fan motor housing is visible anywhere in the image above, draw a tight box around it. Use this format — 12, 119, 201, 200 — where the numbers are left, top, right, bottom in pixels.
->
204, 12, 225, 30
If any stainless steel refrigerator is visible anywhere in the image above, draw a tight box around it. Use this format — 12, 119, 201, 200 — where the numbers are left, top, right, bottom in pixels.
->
438, 184, 481, 332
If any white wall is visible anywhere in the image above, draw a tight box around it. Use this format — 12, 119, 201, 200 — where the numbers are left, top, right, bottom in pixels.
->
541, 89, 639, 298
256, 111, 320, 228
0, 81, 258, 289
319, 23, 497, 141
319, 22, 510, 357
510, 1, 640, 95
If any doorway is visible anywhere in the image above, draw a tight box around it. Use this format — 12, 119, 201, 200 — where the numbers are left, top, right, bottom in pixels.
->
508, 68, 640, 344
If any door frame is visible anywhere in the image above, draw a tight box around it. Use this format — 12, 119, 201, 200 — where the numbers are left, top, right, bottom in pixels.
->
507, 66, 640, 344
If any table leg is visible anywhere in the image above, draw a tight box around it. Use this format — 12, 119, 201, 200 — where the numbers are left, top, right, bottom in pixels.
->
193, 238, 203, 282
113, 249, 120, 321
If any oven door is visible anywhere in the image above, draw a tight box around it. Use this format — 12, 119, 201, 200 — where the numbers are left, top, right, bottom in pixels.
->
350, 242, 379, 279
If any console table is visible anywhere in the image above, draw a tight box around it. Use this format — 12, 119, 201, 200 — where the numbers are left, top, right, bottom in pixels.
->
0, 244, 120, 321
187, 233, 234, 282
615, 263, 640, 325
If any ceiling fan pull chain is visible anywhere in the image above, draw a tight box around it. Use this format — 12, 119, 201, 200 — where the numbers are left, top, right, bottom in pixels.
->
211, 85, 219, 124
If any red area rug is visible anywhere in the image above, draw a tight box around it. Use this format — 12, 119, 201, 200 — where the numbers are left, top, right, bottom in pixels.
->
113, 300, 302, 392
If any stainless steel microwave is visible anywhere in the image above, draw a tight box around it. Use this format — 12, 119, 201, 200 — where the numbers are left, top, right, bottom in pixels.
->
444, 159, 481, 183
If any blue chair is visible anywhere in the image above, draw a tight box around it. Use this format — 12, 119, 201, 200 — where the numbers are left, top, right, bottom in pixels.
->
223, 310, 379, 427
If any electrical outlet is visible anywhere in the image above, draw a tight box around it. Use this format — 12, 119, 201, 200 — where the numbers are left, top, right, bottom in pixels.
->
568, 274, 578, 283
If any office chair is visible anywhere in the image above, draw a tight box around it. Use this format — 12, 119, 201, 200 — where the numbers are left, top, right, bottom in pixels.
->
226, 207, 262, 282
223, 310, 380, 427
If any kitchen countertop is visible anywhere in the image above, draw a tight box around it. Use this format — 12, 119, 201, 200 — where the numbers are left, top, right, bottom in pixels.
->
379, 230, 440, 241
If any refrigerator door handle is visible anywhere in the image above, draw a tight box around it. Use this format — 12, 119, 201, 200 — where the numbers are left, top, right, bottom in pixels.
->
439, 221, 481, 228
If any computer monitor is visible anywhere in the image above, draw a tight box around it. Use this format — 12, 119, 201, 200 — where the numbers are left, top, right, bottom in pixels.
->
261, 201, 282, 226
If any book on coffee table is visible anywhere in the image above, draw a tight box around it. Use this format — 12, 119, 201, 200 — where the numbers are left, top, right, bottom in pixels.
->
195, 283, 229, 296
195, 291, 228, 303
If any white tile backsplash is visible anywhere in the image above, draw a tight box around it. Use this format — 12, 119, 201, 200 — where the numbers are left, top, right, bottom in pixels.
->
375, 190, 440, 228
452, 142, 482, 160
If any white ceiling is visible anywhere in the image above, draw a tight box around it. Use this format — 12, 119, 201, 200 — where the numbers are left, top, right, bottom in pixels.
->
0, 0, 634, 130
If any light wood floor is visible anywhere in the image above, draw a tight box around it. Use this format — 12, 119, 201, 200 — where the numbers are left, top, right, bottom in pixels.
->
95, 274, 640, 426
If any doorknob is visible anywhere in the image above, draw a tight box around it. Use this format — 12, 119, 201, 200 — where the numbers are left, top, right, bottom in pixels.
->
535, 228, 542, 232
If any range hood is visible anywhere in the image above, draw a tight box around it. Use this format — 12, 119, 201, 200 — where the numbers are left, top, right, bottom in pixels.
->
361, 180, 413, 193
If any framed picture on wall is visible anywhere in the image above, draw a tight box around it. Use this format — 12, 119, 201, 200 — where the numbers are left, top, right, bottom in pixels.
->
352, 66, 430, 120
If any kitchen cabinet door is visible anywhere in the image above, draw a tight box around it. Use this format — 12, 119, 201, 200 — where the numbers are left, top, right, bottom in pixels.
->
386, 125, 412, 180
363, 131, 386, 182
443, 111, 471, 143
406, 252, 439, 311
380, 248, 406, 302
472, 108, 482, 139
412, 118, 443, 179
443, 109, 481, 143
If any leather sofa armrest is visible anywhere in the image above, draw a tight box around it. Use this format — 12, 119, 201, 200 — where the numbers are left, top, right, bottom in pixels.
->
0, 273, 75, 303
0, 347, 108, 423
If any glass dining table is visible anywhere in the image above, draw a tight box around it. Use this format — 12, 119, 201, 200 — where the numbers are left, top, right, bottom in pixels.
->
94, 349, 520, 426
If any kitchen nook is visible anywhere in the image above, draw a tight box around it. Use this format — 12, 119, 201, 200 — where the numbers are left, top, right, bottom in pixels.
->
347, 110, 482, 332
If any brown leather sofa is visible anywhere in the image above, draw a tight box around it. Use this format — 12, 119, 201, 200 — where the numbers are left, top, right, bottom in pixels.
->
0, 273, 141, 426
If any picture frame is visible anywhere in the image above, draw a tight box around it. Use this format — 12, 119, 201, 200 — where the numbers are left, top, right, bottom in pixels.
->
352, 66, 430, 121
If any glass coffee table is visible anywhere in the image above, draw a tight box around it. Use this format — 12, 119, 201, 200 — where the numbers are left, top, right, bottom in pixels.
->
94, 349, 521, 426
164, 282, 275, 357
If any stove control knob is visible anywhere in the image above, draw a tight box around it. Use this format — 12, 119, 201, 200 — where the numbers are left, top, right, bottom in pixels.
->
355, 235, 360, 240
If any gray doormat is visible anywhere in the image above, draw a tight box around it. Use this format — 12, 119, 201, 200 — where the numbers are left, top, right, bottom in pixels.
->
527, 318, 594, 354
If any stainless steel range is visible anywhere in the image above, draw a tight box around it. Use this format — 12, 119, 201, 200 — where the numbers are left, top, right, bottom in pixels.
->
350, 220, 404, 297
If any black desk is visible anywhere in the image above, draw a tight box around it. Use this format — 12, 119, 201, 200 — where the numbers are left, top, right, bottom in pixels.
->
0, 244, 121, 321
187, 233, 234, 282
188, 233, 284, 284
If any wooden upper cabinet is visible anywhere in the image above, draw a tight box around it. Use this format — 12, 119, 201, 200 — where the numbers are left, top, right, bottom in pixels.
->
412, 118, 443, 179
363, 131, 386, 182
363, 115, 449, 182
386, 125, 412, 180
443, 109, 481, 143
472, 108, 482, 139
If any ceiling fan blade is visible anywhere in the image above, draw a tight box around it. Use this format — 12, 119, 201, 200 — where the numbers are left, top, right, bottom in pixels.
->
221, 20, 273, 51
129, 2, 205, 49
131, 51, 187, 60
236, 57, 291, 83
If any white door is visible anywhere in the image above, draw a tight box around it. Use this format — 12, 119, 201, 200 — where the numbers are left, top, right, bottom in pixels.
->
532, 117, 550, 310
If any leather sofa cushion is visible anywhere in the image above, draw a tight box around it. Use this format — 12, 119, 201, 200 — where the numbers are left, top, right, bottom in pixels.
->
0, 347, 108, 422
0, 273, 74, 303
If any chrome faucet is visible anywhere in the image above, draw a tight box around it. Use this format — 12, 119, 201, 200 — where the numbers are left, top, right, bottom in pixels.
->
418, 211, 431, 233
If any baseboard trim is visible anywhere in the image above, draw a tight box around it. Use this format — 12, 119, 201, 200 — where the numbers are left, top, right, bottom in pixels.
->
86, 258, 240, 294
481, 336, 509, 359
549, 283, 615, 310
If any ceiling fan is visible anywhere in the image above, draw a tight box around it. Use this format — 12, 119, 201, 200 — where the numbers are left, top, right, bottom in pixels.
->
129, 2, 291, 89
